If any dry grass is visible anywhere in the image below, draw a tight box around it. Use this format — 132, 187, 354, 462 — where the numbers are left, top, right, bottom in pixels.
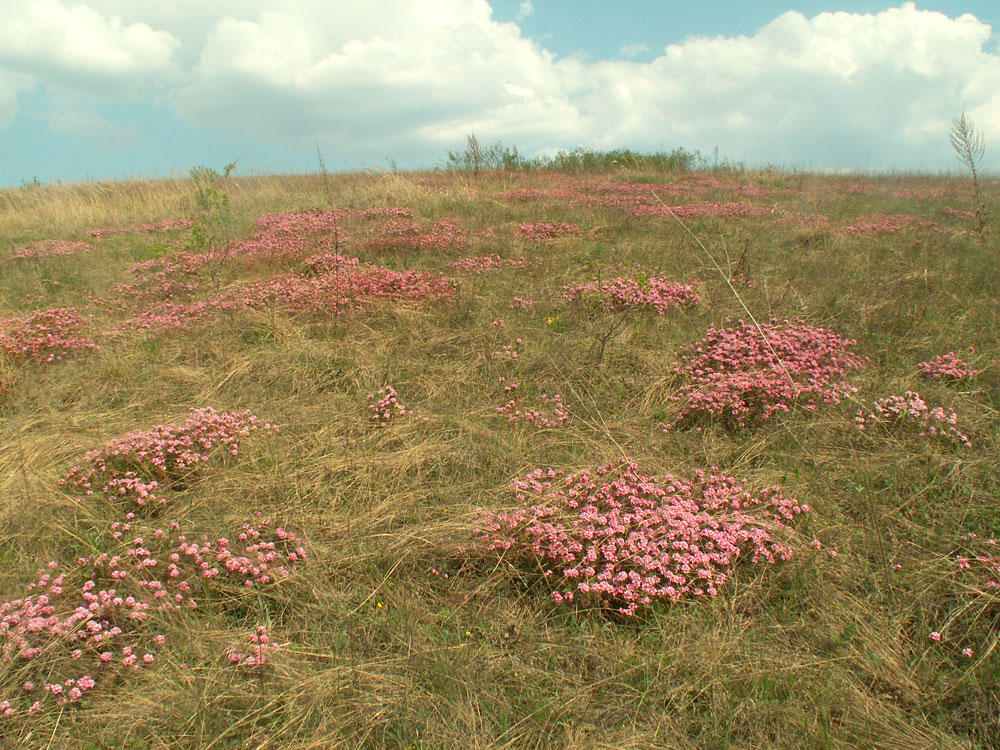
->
1, 167, 998, 748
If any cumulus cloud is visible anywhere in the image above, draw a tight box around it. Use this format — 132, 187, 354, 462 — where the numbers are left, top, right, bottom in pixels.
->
171, 0, 574, 155
0, 0, 178, 96
516, 1, 534, 22
3, 1, 1000, 169
165, 1, 1000, 168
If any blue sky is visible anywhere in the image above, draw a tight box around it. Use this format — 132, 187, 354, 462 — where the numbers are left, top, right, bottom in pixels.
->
1, 1, 998, 186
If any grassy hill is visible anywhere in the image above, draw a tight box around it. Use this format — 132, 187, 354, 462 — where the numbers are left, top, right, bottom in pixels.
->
1, 164, 998, 748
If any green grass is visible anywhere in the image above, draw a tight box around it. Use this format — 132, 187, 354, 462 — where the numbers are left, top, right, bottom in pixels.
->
1, 166, 998, 748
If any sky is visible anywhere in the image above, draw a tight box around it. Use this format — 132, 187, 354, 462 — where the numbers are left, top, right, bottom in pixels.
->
1, 1, 999, 186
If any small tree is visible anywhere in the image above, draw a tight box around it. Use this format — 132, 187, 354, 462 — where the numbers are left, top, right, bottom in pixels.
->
187, 164, 235, 290
949, 109, 987, 234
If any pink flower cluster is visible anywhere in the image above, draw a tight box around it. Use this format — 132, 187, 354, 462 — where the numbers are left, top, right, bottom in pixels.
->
477, 458, 808, 615
494, 339, 522, 359
1, 412, 303, 721
0, 517, 303, 719
856, 391, 971, 448
254, 209, 339, 235
12, 239, 92, 260
562, 275, 700, 314
365, 219, 466, 253
633, 201, 757, 219
495, 380, 569, 428
0, 308, 99, 364
368, 386, 426, 425
99, 208, 457, 326
892, 187, 948, 199
943, 207, 976, 220
517, 222, 581, 241
842, 214, 937, 235
61, 408, 274, 511
446, 254, 531, 274
225, 625, 276, 668
89, 218, 193, 238
300, 252, 361, 276
664, 319, 866, 429
119, 261, 456, 335
101, 253, 205, 312
917, 351, 980, 380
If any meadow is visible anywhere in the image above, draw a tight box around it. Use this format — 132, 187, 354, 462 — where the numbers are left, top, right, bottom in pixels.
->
0, 158, 998, 748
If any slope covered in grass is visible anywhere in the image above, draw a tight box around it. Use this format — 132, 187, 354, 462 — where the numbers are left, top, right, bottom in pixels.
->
1, 166, 999, 748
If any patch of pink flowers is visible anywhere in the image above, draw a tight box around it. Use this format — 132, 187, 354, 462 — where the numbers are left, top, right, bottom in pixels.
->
368, 386, 426, 425
892, 187, 948, 199
842, 214, 938, 235
0, 308, 99, 364
856, 391, 971, 448
917, 351, 980, 381
633, 201, 757, 219
61, 408, 275, 511
89, 218, 193, 238
12, 239, 92, 260
1, 413, 303, 721
477, 458, 808, 615
118, 261, 456, 335
446, 254, 531, 275
562, 275, 700, 314
664, 319, 866, 430
517, 222, 581, 241
0, 517, 303, 719
495, 380, 569, 429
365, 219, 466, 253
225, 625, 277, 668
943, 207, 976, 220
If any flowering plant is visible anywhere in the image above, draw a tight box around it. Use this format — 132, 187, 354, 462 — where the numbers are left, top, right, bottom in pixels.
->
62, 408, 275, 511
856, 391, 971, 448
917, 351, 980, 381
663, 319, 866, 430
0, 308, 99, 364
562, 275, 700, 314
477, 458, 808, 615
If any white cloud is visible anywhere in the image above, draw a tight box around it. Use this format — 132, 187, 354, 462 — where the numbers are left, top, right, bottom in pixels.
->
171, 0, 572, 154
167, 1, 1000, 168
3, 1, 1000, 169
0, 0, 178, 96
619, 42, 650, 59
516, 1, 534, 23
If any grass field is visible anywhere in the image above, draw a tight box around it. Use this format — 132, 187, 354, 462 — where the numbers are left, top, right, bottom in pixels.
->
1, 162, 998, 749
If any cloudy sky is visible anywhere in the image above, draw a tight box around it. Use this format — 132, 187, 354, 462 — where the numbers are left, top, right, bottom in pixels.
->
1, 1, 998, 185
